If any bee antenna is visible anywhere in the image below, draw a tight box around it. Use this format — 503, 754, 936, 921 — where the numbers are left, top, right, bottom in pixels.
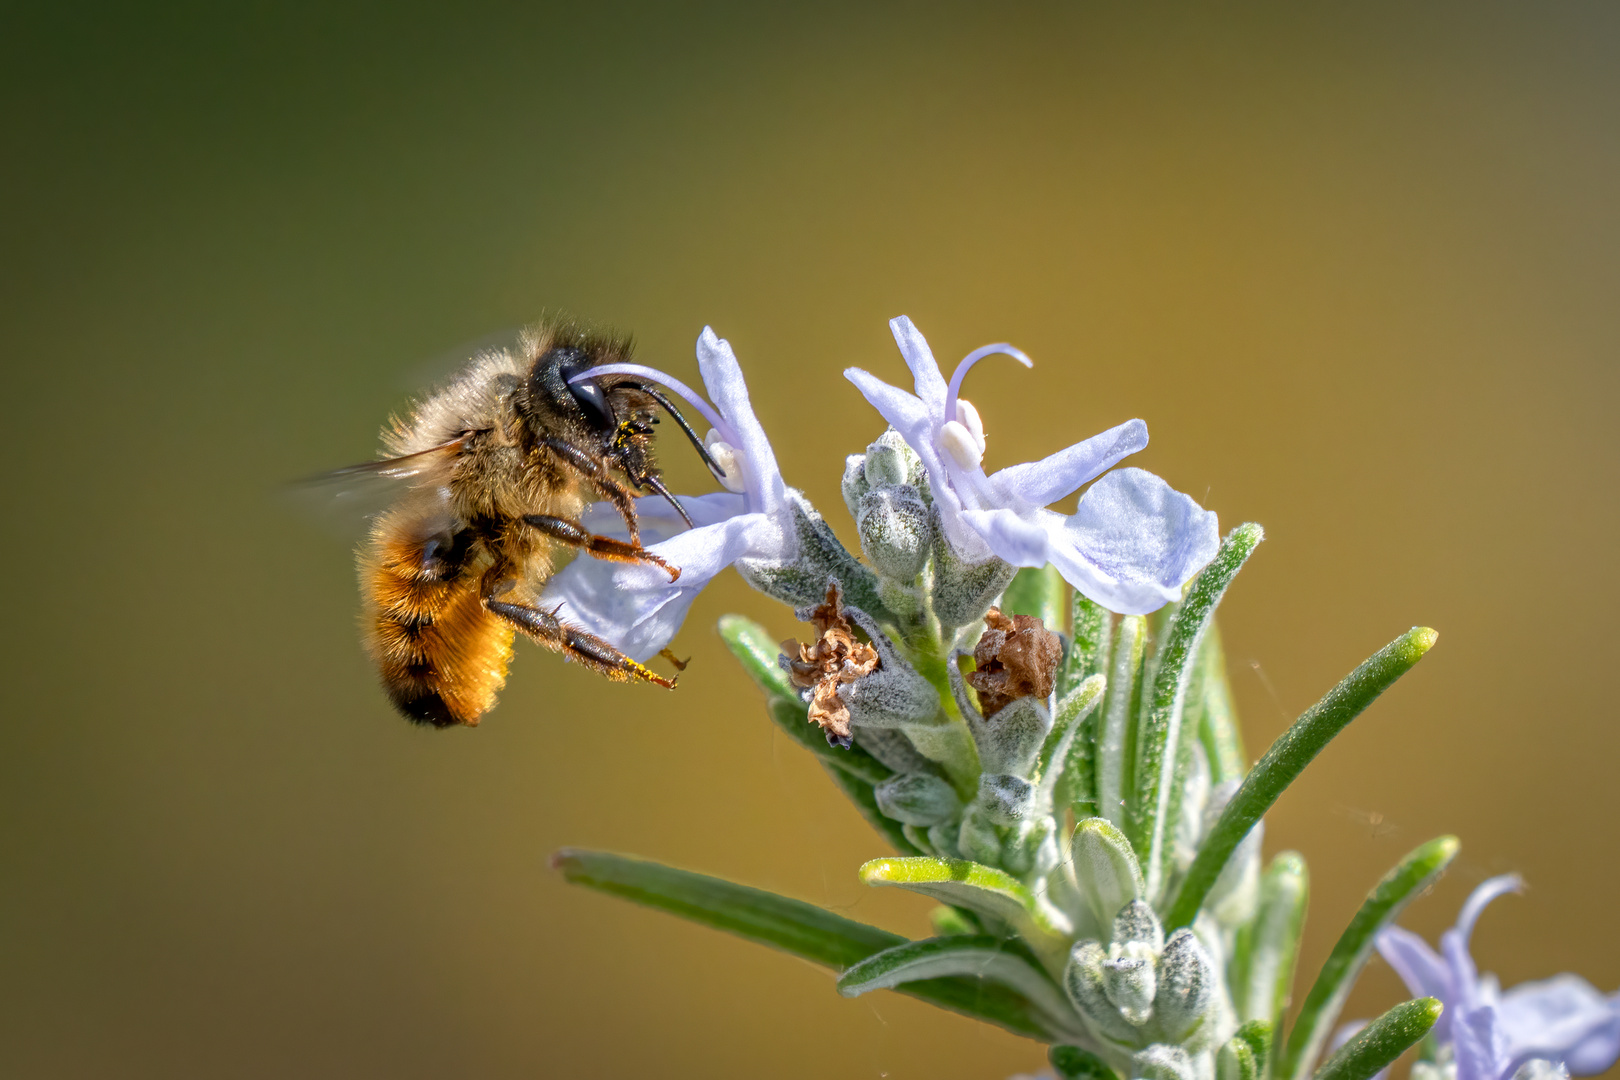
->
625, 382, 725, 479
642, 472, 697, 531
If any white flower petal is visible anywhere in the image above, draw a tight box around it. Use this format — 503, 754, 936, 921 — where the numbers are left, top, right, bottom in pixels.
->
959, 507, 1056, 568
844, 369, 935, 442
697, 328, 785, 515
579, 492, 749, 541
1454, 1005, 1508, 1080
1376, 924, 1456, 1001
1043, 468, 1220, 615
989, 418, 1150, 509
541, 509, 788, 662
888, 315, 948, 411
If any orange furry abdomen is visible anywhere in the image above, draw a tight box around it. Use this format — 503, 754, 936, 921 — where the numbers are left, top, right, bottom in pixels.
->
360, 525, 515, 727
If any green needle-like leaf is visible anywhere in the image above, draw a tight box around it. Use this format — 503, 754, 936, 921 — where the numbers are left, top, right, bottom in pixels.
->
1312, 998, 1442, 1080
1036, 673, 1108, 799
1192, 623, 1246, 784
837, 935, 1084, 1040
859, 856, 1074, 973
1165, 626, 1440, 929
554, 848, 1053, 1039
1003, 563, 1069, 630
1097, 614, 1146, 835
1280, 837, 1459, 1080
1132, 523, 1263, 899
1231, 853, 1309, 1050
1051, 1044, 1123, 1080
1059, 594, 1113, 700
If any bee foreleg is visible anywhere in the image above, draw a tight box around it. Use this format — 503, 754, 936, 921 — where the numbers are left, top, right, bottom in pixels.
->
484, 598, 677, 690
537, 436, 642, 546
522, 514, 680, 583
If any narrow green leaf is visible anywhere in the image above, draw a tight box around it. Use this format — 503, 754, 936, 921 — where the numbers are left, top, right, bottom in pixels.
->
717, 612, 800, 700
837, 934, 1084, 1040
1036, 674, 1108, 799
1165, 626, 1441, 929
1003, 563, 1069, 630
1235, 1020, 1273, 1071
1231, 853, 1309, 1071
1218, 1034, 1259, 1080
1280, 837, 1459, 1080
1059, 594, 1113, 700
1097, 615, 1146, 834
553, 848, 1052, 1039
555, 847, 899, 968
859, 856, 1074, 973
1313, 998, 1442, 1080
1194, 623, 1246, 784
1051, 1044, 1123, 1080
1132, 524, 1263, 899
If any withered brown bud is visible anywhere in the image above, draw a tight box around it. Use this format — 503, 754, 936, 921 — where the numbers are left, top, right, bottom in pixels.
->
965, 607, 1062, 718
781, 583, 880, 746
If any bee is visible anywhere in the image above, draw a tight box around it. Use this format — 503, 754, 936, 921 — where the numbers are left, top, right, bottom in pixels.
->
327, 320, 717, 728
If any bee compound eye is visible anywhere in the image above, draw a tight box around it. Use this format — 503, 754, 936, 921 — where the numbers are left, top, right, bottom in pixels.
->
567, 378, 614, 430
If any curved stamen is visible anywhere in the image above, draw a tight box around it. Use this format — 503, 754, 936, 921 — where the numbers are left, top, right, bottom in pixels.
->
570, 363, 737, 445
944, 343, 1032, 425
1455, 874, 1524, 947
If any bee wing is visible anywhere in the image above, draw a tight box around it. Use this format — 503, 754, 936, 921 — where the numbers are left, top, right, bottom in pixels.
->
288, 434, 471, 538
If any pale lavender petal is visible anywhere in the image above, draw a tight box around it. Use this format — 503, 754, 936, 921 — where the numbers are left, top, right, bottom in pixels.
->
1377, 925, 1457, 1012
696, 328, 786, 515
1043, 468, 1220, 615
989, 419, 1150, 509
579, 492, 749, 542
1498, 976, 1620, 1076
958, 507, 1055, 568
844, 368, 935, 444
541, 510, 788, 661
888, 315, 949, 411
1444, 927, 1483, 1013
1453, 1005, 1508, 1080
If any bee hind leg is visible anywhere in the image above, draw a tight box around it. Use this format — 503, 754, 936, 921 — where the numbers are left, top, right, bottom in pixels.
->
484, 597, 677, 690
522, 514, 679, 582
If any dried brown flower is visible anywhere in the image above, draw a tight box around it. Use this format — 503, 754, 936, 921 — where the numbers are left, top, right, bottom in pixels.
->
965, 607, 1063, 718
781, 583, 880, 746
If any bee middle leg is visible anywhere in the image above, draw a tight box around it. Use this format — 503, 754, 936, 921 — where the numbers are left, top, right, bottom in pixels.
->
522, 514, 680, 582
484, 596, 677, 690
538, 436, 644, 545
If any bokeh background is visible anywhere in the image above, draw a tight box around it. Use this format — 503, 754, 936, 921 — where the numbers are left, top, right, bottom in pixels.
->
3, 3, 1618, 1077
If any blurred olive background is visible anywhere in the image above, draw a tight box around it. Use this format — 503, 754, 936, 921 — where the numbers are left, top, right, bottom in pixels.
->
3, 3, 1618, 1077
